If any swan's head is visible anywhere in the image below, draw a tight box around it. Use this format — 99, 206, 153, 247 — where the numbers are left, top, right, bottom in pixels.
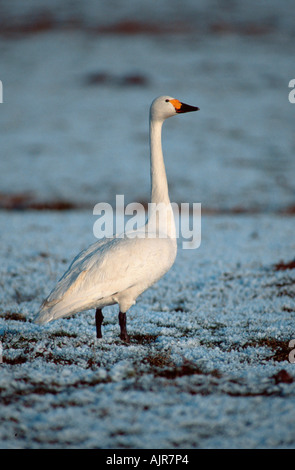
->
150, 95, 199, 122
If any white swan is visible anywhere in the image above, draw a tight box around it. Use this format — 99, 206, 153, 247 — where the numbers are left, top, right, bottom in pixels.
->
35, 96, 199, 341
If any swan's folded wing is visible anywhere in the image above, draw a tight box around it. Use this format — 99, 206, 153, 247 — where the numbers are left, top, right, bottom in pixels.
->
41, 237, 112, 306
35, 236, 175, 323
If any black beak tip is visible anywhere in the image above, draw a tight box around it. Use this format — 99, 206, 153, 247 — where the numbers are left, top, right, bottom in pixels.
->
178, 103, 200, 113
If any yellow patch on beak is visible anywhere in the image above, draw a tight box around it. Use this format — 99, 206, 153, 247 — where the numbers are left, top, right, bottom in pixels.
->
169, 99, 182, 111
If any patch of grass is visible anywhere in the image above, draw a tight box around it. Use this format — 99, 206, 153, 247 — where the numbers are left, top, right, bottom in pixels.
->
277, 289, 295, 299
2, 355, 27, 365
178, 326, 196, 337
130, 333, 159, 345
142, 349, 221, 382
282, 306, 294, 313
199, 336, 294, 364
0, 311, 27, 322
274, 259, 295, 271
263, 269, 295, 301
271, 260, 295, 298
49, 330, 78, 339
157, 362, 205, 379
142, 350, 174, 368
0, 191, 81, 211
242, 337, 292, 362
34, 350, 76, 366
199, 339, 223, 349
6, 334, 37, 348
272, 369, 294, 384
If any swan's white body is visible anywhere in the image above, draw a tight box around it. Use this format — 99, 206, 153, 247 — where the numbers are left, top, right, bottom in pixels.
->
35, 96, 199, 339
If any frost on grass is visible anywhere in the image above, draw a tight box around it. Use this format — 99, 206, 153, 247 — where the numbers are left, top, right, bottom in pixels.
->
1, 213, 295, 448
1, 0, 295, 446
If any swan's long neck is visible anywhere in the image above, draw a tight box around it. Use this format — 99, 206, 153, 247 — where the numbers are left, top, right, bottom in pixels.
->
148, 117, 176, 239
150, 119, 169, 205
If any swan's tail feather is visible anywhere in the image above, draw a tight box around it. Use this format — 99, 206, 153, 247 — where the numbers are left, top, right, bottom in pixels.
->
34, 299, 80, 325
34, 294, 100, 325
34, 309, 54, 325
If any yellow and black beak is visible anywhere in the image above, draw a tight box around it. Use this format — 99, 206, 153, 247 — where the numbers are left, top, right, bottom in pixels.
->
170, 99, 199, 114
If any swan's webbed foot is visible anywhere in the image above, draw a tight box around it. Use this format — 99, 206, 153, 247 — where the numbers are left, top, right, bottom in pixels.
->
95, 308, 104, 339
119, 311, 130, 343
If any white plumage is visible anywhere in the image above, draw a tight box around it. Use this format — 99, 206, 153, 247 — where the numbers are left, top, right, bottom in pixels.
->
35, 96, 199, 341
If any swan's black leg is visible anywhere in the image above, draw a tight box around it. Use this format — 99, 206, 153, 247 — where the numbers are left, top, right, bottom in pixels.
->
118, 311, 130, 342
95, 308, 104, 339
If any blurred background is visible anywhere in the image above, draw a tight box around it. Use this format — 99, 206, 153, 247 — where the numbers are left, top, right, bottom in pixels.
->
0, 0, 294, 213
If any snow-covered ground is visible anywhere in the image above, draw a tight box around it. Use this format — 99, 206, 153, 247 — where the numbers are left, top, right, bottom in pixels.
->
1, 212, 295, 448
0, 0, 295, 449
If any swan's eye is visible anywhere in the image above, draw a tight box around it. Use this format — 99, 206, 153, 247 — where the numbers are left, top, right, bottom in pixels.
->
165, 99, 169, 102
